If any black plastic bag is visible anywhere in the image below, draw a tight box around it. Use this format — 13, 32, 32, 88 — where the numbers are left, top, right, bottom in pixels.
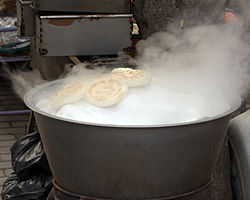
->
1, 172, 52, 200
10, 131, 51, 181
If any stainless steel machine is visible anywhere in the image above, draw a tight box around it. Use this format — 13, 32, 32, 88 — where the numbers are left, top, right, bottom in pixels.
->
17, 0, 132, 79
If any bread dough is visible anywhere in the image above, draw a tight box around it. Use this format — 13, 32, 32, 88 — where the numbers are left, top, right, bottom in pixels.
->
86, 77, 128, 107
50, 82, 86, 110
111, 68, 151, 87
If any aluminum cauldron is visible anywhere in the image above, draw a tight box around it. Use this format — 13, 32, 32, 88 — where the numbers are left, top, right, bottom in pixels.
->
24, 81, 239, 200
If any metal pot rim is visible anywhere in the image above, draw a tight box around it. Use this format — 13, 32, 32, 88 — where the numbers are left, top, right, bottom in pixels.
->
24, 80, 241, 128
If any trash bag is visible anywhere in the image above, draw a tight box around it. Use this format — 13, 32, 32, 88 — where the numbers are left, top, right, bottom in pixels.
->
1, 172, 53, 200
10, 131, 51, 181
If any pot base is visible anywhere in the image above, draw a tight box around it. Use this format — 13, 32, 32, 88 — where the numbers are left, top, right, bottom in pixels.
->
47, 179, 212, 200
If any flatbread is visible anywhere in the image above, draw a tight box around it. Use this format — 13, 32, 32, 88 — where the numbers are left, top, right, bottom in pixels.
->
50, 82, 86, 110
111, 68, 151, 88
86, 77, 128, 107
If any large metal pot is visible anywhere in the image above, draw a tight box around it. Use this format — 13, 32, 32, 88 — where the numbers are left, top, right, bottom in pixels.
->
24, 81, 240, 199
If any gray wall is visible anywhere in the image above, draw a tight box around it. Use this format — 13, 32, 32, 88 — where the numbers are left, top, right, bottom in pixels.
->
133, 0, 226, 38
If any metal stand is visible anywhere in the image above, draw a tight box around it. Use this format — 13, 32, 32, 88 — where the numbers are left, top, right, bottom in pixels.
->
47, 179, 212, 200
25, 110, 35, 135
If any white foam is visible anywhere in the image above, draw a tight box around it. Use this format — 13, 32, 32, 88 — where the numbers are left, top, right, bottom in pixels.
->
36, 82, 230, 126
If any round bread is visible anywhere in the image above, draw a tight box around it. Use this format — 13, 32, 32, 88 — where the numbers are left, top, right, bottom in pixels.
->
50, 82, 86, 110
111, 68, 151, 88
86, 77, 128, 107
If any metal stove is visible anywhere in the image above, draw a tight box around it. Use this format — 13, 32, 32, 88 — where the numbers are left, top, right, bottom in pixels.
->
18, 1, 230, 200
46, 180, 212, 200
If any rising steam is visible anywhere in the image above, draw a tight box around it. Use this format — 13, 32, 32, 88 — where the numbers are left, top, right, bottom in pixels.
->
134, 24, 250, 101
3, 23, 250, 125
2, 67, 46, 99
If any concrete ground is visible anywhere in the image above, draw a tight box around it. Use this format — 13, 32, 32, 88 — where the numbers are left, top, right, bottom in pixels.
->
0, 75, 29, 199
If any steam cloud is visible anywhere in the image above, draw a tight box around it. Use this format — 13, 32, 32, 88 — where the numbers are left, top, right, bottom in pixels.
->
7, 24, 250, 103
2, 21, 250, 125
134, 24, 250, 102
2, 67, 45, 99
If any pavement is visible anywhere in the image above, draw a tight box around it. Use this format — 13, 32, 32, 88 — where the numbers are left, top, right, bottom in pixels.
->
0, 75, 29, 198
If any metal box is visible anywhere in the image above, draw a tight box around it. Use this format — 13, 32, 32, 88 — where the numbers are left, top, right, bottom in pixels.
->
17, 0, 35, 37
36, 14, 132, 56
30, 37, 70, 80
32, 0, 130, 13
